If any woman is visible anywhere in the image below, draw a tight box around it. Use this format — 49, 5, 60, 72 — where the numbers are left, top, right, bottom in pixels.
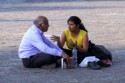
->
51, 16, 112, 69
51, 16, 95, 64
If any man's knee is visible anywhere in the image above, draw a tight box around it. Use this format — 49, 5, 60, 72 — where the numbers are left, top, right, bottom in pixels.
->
22, 58, 30, 68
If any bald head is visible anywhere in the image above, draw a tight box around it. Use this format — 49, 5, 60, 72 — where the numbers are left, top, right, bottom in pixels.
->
33, 16, 49, 32
33, 16, 48, 27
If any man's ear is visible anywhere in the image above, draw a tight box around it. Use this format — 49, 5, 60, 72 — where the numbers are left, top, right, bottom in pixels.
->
40, 23, 42, 27
40, 23, 45, 27
39, 23, 44, 27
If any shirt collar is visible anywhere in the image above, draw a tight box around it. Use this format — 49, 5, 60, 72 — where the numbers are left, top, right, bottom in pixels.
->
32, 24, 43, 34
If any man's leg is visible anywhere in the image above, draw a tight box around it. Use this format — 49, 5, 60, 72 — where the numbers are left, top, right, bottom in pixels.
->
22, 53, 57, 68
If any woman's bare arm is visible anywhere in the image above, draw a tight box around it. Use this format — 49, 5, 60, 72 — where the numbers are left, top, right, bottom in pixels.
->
59, 31, 66, 48
50, 31, 66, 48
76, 33, 89, 53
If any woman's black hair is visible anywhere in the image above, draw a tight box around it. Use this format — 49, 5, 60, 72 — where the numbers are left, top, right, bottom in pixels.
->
67, 16, 88, 32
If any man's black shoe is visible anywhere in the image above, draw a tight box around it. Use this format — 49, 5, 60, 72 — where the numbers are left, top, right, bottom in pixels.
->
88, 61, 101, 70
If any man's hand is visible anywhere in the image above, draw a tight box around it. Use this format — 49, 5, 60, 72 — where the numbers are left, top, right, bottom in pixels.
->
50, 35, 60, 42
61, 52, 71, 63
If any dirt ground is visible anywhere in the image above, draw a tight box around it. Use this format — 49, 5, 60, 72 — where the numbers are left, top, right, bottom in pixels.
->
0, 1, 125, 83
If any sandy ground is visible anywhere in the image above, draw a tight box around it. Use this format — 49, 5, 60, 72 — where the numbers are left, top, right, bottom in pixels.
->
0, 1, 125, 83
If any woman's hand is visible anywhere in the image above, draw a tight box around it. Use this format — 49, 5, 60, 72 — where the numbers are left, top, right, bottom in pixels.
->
50, 35, 60, 42
68, 39, 77, 47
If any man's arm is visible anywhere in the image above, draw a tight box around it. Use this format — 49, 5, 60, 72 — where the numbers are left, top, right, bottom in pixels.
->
43, 35, 62, 51
31, 33, 62, 57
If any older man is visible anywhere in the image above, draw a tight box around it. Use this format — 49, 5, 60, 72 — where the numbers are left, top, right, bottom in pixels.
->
18, 16, 70, 68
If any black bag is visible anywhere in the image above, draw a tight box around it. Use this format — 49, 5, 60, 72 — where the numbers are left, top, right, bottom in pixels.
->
88, 41, 112, 61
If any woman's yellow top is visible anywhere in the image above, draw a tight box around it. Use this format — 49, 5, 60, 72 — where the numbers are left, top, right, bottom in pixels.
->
64, 29, 86, 50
